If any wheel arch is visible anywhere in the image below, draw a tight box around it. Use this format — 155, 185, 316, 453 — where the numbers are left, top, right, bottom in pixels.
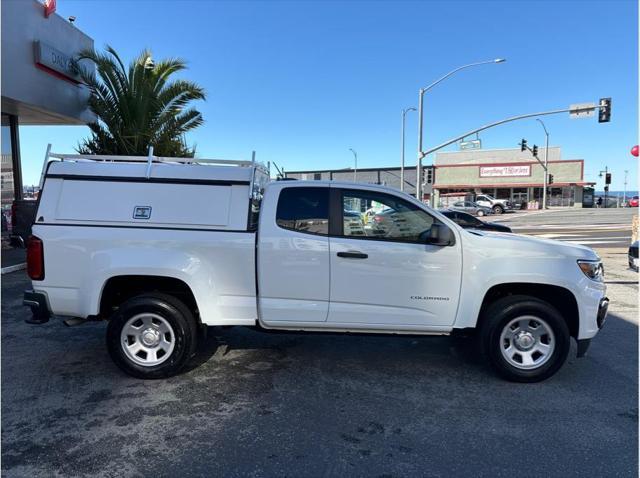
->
99, 275, 201, 324
477, 283, 579, 339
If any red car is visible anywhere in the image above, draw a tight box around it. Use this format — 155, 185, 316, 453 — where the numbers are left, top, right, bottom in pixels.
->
629, 196, 639, 207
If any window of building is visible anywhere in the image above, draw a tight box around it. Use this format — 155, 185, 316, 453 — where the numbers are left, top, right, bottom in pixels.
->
276, 187, 329, 235
341, 190, 439, 243
548, 187, 574, 207
313, 173, 322, 180
496, 188, 511, 200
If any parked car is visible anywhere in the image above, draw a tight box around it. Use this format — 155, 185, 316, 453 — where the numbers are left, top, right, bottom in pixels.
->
475, 194, 513, 215
629, 241, 639, 272
25, 150, 609, 383
449, 201, 493, 217
628, 196, 639, 207
441, 210, 512, 233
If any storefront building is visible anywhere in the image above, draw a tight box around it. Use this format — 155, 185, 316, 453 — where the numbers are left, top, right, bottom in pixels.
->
1, 0, 94, 225
432, 147, 594, 208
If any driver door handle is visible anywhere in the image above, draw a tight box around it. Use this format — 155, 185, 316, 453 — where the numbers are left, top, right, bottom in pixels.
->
337, 251, 368, 259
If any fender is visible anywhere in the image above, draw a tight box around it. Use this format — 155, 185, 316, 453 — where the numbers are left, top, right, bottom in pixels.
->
453, 231, 604, 338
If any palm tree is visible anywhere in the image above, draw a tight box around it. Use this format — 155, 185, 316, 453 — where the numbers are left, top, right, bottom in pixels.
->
76, 46, 206, 157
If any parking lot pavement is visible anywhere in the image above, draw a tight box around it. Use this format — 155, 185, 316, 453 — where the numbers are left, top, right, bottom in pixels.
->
2, 271, 637, 478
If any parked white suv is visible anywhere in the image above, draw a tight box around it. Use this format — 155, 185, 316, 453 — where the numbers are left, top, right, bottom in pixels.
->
24, 150, 608, 382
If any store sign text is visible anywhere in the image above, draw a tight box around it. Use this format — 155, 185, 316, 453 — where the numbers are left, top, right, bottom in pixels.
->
479, 165, 531, 178
33, 41, 81, 83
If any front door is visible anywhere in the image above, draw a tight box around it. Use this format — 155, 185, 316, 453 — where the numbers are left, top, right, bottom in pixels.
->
257, 185, 331, 324
328, 188, 462, 328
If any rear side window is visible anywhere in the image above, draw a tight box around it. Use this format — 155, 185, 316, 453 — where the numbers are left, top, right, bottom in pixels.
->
276, 187, 329, 235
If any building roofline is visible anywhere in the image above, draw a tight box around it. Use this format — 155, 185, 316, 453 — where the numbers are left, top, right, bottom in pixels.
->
434, 159, 583, 169
285, 165, 432, 175
433, 181, 596, 189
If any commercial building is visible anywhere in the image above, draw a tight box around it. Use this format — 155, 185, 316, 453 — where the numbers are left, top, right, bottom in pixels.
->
284, 146, 593, 209
433, 147, 594, 208
2, 0, 94, 210
284, 165, 435, 201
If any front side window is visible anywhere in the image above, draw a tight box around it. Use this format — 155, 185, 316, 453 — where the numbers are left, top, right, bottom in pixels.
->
341, 190, 438, 243
276, 187, 329, 235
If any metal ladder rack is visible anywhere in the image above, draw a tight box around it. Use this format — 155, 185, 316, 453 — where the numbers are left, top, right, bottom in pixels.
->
39, 144, 269, 189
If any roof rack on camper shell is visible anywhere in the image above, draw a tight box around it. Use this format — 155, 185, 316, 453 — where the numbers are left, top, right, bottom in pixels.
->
38, 143, 270, 196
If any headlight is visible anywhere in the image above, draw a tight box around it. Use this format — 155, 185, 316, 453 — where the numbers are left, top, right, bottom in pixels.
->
577, 260, 604, 282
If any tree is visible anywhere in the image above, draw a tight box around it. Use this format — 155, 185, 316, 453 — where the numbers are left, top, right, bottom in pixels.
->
76, 46, 206, 157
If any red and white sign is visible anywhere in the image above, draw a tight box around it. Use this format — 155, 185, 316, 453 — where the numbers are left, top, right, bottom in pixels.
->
479, 165, 531, 178
44, 0, 56, 18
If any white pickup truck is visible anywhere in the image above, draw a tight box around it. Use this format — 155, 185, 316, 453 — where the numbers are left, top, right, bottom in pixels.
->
24, 150, 608, 382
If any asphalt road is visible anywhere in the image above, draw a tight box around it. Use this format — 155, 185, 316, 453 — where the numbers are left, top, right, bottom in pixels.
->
493, 207, 635, 249
2, 269, 637, 477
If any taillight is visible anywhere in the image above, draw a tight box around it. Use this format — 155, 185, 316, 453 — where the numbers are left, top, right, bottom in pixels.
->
27, 235, 45, 280
374, 215, 383, 223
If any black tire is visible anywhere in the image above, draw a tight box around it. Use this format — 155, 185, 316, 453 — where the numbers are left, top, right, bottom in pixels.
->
477, 210, 485, 217
492, 205, 504, 215
106, 293, 198, 379
480, 295, 570, 382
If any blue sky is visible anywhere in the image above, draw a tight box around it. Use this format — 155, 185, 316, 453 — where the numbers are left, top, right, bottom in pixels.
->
20, 0, 638, 191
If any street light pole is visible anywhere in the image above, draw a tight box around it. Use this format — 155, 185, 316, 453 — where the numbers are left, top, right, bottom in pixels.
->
598, 166, 609, 208
536, 119, 550, 209
415, 58, 506, 200
401, 107, 416, 192
624, 169, 629, 205
349, 148, 358, 182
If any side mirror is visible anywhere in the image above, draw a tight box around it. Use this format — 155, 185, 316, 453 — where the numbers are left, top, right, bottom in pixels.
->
427, 223, 455, 246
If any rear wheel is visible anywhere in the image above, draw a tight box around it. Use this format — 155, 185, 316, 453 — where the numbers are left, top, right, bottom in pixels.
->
106, 293, 198, 379
492, 205, 504, 215
480, 295, 570, 382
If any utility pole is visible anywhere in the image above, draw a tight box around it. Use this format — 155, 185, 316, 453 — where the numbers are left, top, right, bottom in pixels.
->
624, 170, 629, 205
400, 107, 416, 192
520, 139, 548, 208
415, 58, 506, 200
349, 148, 358, 182
536, 119, 550, 209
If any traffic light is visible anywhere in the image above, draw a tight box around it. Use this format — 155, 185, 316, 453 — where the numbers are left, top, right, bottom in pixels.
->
548, 174, 554, 184
605, 173, 611, 184
520, 139, 527, 152
598, 97, 612, 123
532, 145, 538, 156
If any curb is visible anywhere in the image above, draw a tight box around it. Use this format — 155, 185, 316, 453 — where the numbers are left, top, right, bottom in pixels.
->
1, 263, 26, 275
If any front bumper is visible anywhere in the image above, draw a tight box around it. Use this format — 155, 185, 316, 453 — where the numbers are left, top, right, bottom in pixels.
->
597, 297, 609, 329
576, 297, 608, 358
23, 290, 51, 324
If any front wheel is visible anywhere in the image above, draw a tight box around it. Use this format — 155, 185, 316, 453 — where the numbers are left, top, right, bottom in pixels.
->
480, 295, 570, 382
106, 293, 198, 379
492, 205, 504, 215
477, 210, 485, 217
